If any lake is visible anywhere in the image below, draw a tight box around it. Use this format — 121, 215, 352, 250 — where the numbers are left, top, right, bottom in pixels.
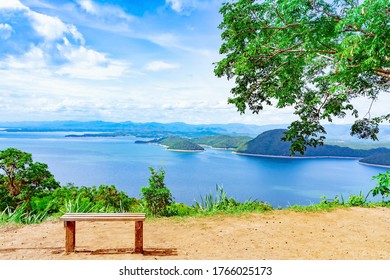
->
0, 131, 388, 208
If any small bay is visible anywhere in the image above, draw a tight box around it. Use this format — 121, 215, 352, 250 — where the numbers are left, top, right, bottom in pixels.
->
0, 131, 388, 208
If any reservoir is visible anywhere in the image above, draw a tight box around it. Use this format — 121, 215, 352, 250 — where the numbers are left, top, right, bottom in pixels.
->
0, 131, 388, 208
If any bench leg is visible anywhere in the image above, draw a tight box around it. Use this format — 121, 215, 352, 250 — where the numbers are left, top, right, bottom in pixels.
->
134, 221, 143, 254
64, 221, 76, 253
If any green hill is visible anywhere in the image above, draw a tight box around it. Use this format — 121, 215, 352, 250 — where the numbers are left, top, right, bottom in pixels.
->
159, 136, 204, 151
236, 129, 390, 158
194, 135, 252, 149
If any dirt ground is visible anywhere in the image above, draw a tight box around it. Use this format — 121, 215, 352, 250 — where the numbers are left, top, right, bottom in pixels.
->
1, 207, 389, 260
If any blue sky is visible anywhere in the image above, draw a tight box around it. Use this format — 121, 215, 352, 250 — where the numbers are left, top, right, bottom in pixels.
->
0, 0, 386, 124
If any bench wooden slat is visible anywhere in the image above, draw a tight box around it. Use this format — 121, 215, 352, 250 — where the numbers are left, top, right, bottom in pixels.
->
60, 213, 145, 222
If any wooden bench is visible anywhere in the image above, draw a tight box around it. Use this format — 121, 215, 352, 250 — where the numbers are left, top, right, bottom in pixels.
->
60, 213, 146, 254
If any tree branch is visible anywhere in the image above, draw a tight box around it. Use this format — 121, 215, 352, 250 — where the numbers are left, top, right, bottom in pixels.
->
274, 8, 287, 25
376, 71, 390, 81
312, 0, 342, 20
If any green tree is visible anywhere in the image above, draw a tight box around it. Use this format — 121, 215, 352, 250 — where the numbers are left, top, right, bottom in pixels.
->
0, 148, 60, 209
214, 0, 390, 154
141, 167, 173, 216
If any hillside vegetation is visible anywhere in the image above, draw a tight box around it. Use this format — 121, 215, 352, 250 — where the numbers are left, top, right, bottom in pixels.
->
194, 135, 252, 149
360, 154, 390, 166
159, 136, 204, 151
236, 129, 390, 159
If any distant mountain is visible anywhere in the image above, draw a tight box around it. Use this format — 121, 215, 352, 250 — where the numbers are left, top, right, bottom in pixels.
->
0, 120, 260, 137
236, 129, 390, 158
194, 135, 253, 149
1, 120, 390, 142
136, 136, 204, 152
359, 153, 390, 167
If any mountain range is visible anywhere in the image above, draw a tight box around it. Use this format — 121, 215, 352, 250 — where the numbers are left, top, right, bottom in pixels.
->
2, 120, 390, 142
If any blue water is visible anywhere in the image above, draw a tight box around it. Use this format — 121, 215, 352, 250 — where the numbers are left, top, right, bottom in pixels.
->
0, 131, 388, 208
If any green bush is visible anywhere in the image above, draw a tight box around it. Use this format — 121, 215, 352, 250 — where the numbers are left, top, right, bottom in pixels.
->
46, 184, 139, 214
141, 167, 173, 216
345, 192, 366, 206
165, 203, 196, 216
370, 171, 390, 202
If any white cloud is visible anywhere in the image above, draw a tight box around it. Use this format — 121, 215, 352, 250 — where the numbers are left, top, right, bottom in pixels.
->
77, 0, 96, 14
0, 23, 13, 39
166, 0, 185, 13
76, 0, 135, 21
0, 0, 26, 10
55, 38, 128, 80
145, 61, 180, 72
0, 45, 47, 70
147, 33, 212, 56
166, 0, 218, 14
28, 10, 84, 43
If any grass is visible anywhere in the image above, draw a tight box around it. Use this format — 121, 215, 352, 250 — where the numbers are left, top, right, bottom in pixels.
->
192, 185, 273, 215
1, 202, 49, 225
285, 194, 390, 212
1, 186, 390, 225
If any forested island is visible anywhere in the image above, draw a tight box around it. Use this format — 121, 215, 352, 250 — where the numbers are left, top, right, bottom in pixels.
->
136, 136, 204, 152
235, 129, 390, 166
359, 154, 390, 167
194, 135, 252, 149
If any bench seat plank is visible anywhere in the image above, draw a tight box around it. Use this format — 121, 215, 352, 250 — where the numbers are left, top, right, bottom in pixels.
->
60, 213, 145, 222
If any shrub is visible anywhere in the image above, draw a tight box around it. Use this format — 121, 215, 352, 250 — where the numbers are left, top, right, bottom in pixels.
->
370, 171, 390, 202
165, 203, 196, 217
141, 167, 173, 216
345, 192, 366, 207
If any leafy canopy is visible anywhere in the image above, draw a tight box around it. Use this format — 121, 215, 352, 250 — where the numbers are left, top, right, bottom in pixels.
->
214, 0, 390, 154
141, 167, 173, 216
0, 148, 60, 209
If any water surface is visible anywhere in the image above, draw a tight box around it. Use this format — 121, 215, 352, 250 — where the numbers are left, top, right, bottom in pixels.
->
0, 132, 387, 207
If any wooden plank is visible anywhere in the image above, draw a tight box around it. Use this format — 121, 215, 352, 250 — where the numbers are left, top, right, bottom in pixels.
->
64, 221, 75, 253
134, 221, 143, 254
60, 213, 145, 222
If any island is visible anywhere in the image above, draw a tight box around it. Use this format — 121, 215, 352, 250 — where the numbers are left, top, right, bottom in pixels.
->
194, 135, 252, 150
135, 136, 204, 152
235, 129, 390, 160
359, 153, 390, 167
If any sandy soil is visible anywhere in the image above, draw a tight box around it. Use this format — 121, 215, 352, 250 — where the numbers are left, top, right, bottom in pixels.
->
1, 207, 389, 260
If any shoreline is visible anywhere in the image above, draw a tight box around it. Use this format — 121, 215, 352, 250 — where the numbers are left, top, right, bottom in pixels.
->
199, 144, 235, 151
358, 161, 390, 169
233, 151, 362, 160
167, 148, 204, 153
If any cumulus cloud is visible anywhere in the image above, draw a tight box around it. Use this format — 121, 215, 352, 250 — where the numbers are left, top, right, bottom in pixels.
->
0, 0, 26, 10
0, 23, 13, 39
0, 45, 47, 70
145, 60, 180, 72
0, 0, 128, 80
55, 38, 127, 79
28, 10, 84, 43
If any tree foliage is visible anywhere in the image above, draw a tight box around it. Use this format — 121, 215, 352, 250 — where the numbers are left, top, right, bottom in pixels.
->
141, 167, 173, 216
214, 0, 390, 154
0, 148, 60, 209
